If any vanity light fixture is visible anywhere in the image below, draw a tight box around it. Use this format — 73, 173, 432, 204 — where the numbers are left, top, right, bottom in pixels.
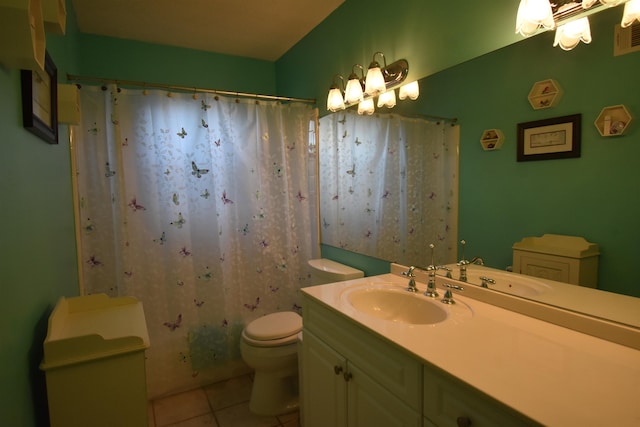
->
516, 0, 638, 50
326, 51, 418, 114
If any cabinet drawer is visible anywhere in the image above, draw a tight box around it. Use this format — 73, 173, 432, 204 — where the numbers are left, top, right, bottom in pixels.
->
303, 295, 422, 411
423, 366, 540, 427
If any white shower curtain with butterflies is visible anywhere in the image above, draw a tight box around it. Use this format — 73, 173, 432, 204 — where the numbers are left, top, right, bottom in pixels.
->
319, 111, 459, 267
74, 85, 318, 398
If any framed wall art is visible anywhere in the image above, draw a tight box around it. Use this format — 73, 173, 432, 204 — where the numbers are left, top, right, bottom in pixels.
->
517, 114, 581, 162
21, 51, 58, 144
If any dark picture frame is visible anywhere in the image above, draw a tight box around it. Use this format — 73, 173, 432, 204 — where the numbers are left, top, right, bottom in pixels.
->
21, 51, 58, 144
517, 114, 581, 162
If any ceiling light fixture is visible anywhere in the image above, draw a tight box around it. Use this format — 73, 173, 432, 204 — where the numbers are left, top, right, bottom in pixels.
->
516, 0, 638, 50
326, 52, 418, 115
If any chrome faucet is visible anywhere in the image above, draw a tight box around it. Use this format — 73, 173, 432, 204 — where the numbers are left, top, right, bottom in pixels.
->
470, 256, 484, 266
402, 266, 419, 292
458, 240, 469, 282
479, 276, 496, 288
424, 243, 439, 298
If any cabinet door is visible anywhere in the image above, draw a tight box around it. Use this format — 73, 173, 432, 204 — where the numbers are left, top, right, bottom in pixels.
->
301, 331, 348, 427
424, 367, 537, 427
348, 363, 422, 427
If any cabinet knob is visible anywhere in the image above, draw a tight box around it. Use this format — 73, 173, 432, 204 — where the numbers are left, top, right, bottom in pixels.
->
334, 365, 343, 375
456, 416, 472, 427
343, 372, 353, 382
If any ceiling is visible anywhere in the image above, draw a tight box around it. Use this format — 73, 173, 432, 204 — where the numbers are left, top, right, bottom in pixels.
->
72, 0, 345, 61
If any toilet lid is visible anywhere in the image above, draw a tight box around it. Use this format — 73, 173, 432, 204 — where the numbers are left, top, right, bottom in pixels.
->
244, 311, 302, 341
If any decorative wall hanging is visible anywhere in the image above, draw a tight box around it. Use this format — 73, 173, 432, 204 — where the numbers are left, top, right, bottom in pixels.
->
480, 129, 505, 150
517, 114, 581, 161
594, 104, 632, 136
21, 50, 58, 144
527, 79, 562, 110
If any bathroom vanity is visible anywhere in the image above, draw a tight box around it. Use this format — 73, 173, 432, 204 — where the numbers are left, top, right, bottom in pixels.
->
300, 269, 640, 427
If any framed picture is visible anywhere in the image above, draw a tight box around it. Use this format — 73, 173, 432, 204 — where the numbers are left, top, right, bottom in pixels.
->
517, 114, 581, 162
21, 51, 58, 144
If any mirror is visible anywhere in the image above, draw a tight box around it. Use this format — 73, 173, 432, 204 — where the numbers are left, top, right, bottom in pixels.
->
318, 7, 640, 330
318, 111, 459, 267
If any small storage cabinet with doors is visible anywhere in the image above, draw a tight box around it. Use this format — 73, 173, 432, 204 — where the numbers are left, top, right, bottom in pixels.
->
301, 295, 422, 427
40, 294, 150, 427
512, 234, 599, 288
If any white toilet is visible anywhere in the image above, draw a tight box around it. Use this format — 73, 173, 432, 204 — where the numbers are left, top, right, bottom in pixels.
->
240, 258, 363, 416
241, 311, 302, 416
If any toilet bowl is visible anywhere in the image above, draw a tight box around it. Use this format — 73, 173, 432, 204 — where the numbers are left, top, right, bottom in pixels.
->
240, 311, 302, 416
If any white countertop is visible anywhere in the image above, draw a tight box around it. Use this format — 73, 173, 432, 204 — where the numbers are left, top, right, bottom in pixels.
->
302, 273, 640, 426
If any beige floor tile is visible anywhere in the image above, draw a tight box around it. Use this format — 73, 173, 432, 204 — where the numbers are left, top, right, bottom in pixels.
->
153, 388, 212, 427
167, 413, 219, 427
278, 410, 300, 427
204, 375, 253, 410
214, 402, 280, 427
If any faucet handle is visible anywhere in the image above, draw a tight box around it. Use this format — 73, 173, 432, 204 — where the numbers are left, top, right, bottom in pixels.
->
402, 266, 416, 277
441, 289, 455, 304
479, 276, 496, 288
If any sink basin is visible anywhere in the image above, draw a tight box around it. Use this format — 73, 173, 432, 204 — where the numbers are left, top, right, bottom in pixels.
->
341, 284, 452, 325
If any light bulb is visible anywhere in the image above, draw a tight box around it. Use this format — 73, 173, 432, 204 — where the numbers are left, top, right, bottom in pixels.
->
554, 17, 592, 50
364, 64, 386, 96
622, 0, 640, 28
516, 0, 554, 37
344, 77, 364, 104
326, 87, 345, 112
399, 81, 419, 100
357, 98, 375, 115
377, 90, 396, 108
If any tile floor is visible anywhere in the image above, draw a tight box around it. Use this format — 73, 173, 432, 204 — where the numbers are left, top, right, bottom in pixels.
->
148, 375, 299, 427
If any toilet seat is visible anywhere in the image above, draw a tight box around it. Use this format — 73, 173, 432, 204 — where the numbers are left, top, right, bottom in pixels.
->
243, 312, 302, 347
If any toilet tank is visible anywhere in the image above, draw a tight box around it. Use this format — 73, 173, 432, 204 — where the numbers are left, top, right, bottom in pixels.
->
307, 258, 364, 285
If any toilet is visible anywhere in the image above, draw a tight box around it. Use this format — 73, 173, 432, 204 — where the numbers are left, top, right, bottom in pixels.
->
240, 258, 363, 416
241, 311, 302, 416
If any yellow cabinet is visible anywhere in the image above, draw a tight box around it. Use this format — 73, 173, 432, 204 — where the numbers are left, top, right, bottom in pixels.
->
0, 0, 46, 70
41, 294, 150, 427
513, 234, 599, 288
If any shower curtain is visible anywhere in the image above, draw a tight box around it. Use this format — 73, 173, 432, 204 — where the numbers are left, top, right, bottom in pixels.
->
319, 111, 459, 267
74, 86, 318, 398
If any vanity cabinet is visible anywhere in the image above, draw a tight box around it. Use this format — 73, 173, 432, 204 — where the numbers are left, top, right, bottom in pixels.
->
423, 366, 536, 427
301, 293, 539, 427
301, 296, 422, 427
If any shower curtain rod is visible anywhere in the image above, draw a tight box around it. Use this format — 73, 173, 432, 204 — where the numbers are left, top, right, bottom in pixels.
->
371, 111, 458, 125
66, 74, 317, 104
